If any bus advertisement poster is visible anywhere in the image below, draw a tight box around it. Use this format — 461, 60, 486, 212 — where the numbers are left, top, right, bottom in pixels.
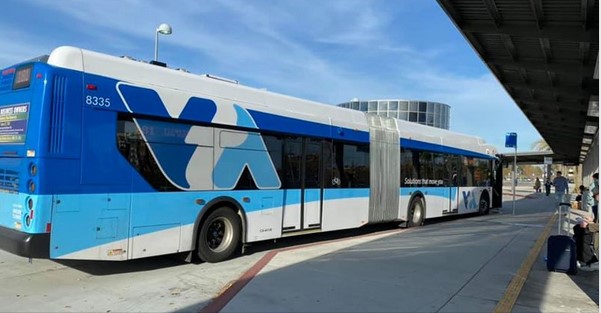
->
0, 103, 29, 143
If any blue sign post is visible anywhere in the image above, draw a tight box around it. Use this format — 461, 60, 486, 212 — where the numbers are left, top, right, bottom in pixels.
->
505, 132, 517, 215
505, 132, 517, 148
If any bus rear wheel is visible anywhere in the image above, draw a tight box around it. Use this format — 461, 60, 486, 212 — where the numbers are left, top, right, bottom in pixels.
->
197, 207, 241, 263
408, 197, 425, 227
479, 194, 490, 215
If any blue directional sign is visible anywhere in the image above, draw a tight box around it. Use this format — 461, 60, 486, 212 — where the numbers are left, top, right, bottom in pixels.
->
505, 132, 517, 148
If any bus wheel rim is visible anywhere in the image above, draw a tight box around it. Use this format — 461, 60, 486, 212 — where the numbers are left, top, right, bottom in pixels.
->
207, 217, 233, 253
480, 198, 488, 211
413, 202, 422, 224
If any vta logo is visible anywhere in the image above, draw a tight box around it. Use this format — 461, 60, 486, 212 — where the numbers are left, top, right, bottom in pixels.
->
462, 191, 478, 209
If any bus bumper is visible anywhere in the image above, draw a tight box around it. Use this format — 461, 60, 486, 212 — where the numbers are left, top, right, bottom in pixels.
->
0, 226, 49, 258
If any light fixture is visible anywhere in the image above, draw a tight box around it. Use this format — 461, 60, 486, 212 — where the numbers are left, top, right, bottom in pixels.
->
584, 125, 598, 134
584, 120, 598, 135
582, 137, 593, 144
588, 96, 599, 117
154, 23, 172, 62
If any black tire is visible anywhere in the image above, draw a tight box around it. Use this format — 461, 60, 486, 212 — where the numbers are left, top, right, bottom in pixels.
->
479, 193, 490, 215
197, 207, 241, 263
407, 197, 425, 227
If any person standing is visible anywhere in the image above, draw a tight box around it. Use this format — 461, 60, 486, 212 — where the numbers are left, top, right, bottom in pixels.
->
534, 177, 541, 193
552, 171, 569, 204
577, 185, 592, 213
587, 173, 599, 223
544, 178, 552, 196
573, 215, 599, 271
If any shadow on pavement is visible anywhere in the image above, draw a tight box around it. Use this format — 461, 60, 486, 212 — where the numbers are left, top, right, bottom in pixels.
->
54, 253, 189, 275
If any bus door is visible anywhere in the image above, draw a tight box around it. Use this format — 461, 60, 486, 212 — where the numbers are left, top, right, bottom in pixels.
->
302, 138, 323, 229
282, 137, 323, 232
447, 154, 461, 214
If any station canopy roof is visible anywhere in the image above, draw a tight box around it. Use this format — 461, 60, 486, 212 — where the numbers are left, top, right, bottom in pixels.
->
437, 0, 599, 165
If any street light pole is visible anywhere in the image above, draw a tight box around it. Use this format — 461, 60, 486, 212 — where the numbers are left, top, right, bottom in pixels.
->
154, 23, 172, 62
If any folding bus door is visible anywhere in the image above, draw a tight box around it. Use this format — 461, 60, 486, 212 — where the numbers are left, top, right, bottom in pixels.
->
302, 138, 323, 229
282, 137, 323, 232
447, 154, 461, 214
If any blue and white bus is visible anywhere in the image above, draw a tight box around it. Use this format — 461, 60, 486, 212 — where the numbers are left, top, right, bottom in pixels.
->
0, 47, 500, 263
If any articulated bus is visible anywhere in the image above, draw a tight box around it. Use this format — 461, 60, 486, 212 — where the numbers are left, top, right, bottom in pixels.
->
0, 46, 501, 263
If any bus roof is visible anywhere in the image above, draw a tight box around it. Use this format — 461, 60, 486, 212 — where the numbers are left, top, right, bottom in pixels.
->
46, 46, 497, 158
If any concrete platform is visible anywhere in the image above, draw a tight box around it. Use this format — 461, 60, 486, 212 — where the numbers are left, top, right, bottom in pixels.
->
202, 188, 599, 313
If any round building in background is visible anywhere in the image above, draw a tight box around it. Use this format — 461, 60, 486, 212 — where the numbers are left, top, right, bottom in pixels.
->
337, 99, 451, 130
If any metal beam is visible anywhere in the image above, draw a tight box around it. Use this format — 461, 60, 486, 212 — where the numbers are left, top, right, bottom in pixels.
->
530, 124, 584, 132
505, 82, 591, 98
482, 0, 503, 27
526, 117, 587, 127
517, 98, 587, 111
502, 35, 518, 61
487, 58, 595, 77
464, 31, 487, 58
530, 0, 545, 30
580, 42, 591, 65
546, 71, 556, 87
461, 23, 598, 42
581, 0, 595, 30
532, 124, 583, 133
539, 38, 552, 63
528, 120, 585, 130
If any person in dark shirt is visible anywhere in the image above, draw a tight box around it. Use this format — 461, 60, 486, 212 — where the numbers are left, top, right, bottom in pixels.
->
574, 215, 599, 272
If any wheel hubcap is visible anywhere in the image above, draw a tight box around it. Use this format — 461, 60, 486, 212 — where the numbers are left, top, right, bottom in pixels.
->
480, 199, 488, 211
206, 217, 233, 253
412, 203, 422, 224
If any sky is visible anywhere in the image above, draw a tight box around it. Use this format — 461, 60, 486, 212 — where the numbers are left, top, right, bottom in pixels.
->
0, 0, 542, 153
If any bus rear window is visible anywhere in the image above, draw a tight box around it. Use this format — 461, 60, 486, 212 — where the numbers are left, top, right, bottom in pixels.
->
13, 65, 32, 90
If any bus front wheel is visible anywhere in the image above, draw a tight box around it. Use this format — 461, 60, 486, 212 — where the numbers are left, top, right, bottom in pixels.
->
408, 197, 425, 227
197, 207, 241, 263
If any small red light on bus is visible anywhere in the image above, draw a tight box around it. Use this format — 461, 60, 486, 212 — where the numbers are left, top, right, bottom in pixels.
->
46, 223, 51, 233
36, 73, 42, 79
1, 68, 15, 75
86, 84, 97, 90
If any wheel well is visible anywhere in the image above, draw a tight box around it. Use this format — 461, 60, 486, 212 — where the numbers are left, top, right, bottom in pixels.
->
192, 197, 247, 250
480, 190, 490, 204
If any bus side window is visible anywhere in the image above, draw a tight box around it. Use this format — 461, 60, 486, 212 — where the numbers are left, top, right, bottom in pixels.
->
343, 143, 369, 188
263, 134, 284, 187
324, 141, 342, 188
446, 154, 461, 187
283, 137, 302, 189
